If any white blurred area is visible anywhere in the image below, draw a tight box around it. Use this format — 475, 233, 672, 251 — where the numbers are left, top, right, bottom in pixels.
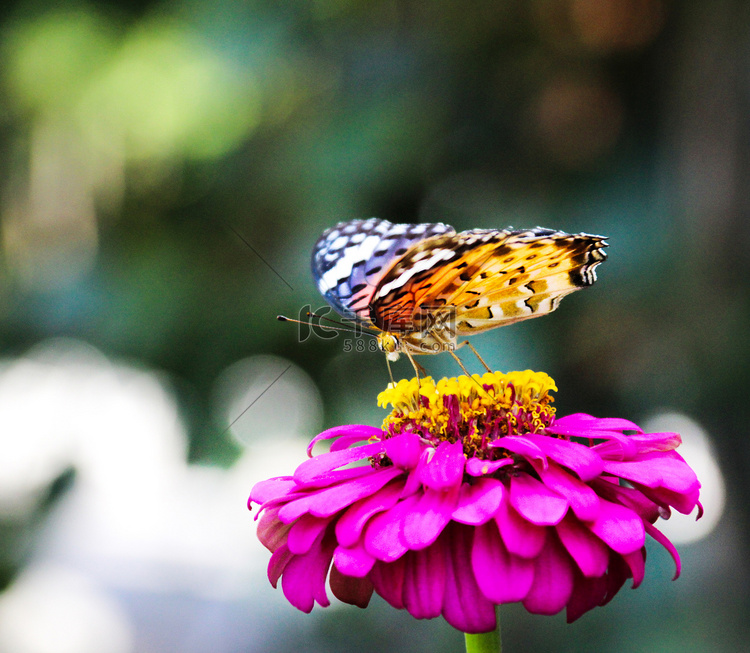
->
0, 339, 316, 653
642, 411, 726, 545
213, 354, 323, 448
0, 564, 132, 653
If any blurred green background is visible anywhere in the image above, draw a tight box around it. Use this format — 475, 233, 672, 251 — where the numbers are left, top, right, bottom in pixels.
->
0, 0, 744, 651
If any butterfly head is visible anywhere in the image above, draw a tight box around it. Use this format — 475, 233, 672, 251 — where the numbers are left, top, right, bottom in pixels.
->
377, 333, 401, 361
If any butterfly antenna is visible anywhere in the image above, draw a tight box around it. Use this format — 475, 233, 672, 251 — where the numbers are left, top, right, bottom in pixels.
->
277, 315, 359, 335
463, 341, 492, 373
306, 311, 379, 337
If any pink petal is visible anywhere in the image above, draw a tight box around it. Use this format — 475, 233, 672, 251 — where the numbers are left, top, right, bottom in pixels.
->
566, 570, 607, 623
603, 452, 700, 494
403, 486, 460, 549
402, 542, 446, 619
287, 514, 333, 555
329, 565, 373, 608
590, 432, 639, 460
637, 484, 700, 516
594, 480, 661, 523
304, 465, 378, 490
472, 521, 534, 603
551, 414, 642, 434
452, 477, 505, 525
420, 441, 466, 490
622, 548, 645, 588
555, 513, 609, 577
522, 534, 575, 615
370, 557, 406, 609
249, 477, 296, 505
279, 466, 404, 522
548, 414, 644, 460
364, 494, 419, 561
402, 448, 432, 496
280, 530, 335, 612
442, 523, 498, 634
333, 543, 375, 577
256, 505, 291, 552
307, 425, 383, 456
466, 456, 514, 477
268, 544, 293, 587
510, 473, 568, 526
533, 461, 600, 522
524, 434, 604, 481
328, 432, 381, 453
588, 499, 645, 555
644, 521, 682, 579
335, 480, 403, 547
493, 436, 547, 468
495, 493, 547, 558
294, 440, 385, 486
602, 552, 630, 604
591, 417, 642, 432
385, 432, 423, 469
630, 431, 682, 453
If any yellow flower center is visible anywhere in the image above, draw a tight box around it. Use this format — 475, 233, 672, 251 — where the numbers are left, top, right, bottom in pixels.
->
377, 370, 557, 459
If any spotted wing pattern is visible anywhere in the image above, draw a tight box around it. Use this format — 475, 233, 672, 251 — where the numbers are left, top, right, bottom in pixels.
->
369, 227, 608, 335
312, 218, 454, 324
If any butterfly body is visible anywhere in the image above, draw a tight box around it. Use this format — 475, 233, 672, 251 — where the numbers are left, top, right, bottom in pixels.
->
312, 218, 607, 361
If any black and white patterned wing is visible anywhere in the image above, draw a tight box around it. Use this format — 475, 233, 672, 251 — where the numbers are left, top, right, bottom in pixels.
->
311, 218, 455, 325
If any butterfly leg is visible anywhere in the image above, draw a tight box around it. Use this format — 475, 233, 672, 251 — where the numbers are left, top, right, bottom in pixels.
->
385, 355, 396, 387
447, 349, 474, 379
447, 349, 493, 397
462, 341, 492, 373
402, 348, 426, 390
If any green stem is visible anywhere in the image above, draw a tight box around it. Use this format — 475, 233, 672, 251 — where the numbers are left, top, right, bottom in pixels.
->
464, 607, 502, 653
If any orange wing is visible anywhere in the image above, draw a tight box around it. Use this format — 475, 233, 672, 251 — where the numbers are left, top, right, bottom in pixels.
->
369, 228, 607, 335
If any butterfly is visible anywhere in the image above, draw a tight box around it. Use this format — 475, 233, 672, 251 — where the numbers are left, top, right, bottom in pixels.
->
310, 218, 607, 374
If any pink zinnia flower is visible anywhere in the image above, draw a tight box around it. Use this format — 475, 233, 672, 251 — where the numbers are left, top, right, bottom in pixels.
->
249, 371, 702, 634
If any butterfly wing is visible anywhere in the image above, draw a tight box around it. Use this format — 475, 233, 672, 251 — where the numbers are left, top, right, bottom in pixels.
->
446, 229, 608, 334
311, 218, 455, 325
369, 227, 607, 335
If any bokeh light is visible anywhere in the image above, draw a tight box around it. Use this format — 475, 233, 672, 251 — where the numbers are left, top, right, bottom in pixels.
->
528, 74, 624, 169
212, 354, 323, 447
643, 412, 726, 545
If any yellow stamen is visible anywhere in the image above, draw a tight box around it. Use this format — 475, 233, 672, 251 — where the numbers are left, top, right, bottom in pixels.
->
378, 370, 557, 458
